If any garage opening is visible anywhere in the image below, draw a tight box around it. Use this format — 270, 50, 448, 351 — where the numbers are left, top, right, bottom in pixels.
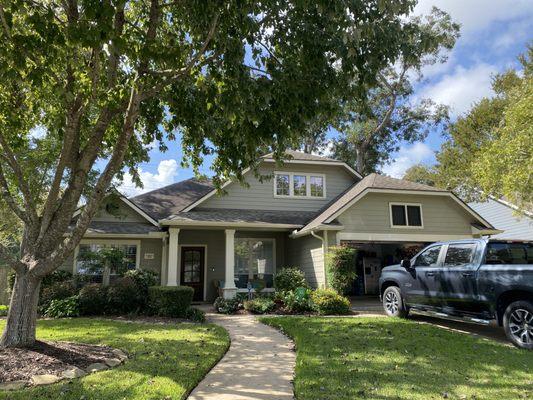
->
340, 241, 431, 296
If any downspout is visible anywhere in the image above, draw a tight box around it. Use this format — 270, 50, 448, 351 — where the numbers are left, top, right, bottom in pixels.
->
310, 230, 328, 288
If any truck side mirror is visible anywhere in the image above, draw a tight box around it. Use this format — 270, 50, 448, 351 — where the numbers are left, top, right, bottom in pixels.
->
401, 259, 411, 269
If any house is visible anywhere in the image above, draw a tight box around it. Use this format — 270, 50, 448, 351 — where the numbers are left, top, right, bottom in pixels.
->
61, 150, 500, 301
468, 197, 533, 240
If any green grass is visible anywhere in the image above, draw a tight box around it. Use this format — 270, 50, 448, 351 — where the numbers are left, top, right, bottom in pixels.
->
261, 316, 533, 400
0, 318, 229, 399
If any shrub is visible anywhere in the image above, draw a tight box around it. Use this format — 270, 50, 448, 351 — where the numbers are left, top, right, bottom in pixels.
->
281, 289, 314, 313
185, 307, 206, 323
124, 269, 159, 293
311, 289, 351, 315
148, 286, 193, 317
44, 296, 80, 318
274, 267, 308, 292
9, 269, 72, 294
106, 277, 141, 314
78, 283, 108, 315
0, 305, 8, 316
326, 246, 357, 295
244, 297, 276, 314
213, 296, 242, 314
39, 281, 77, 312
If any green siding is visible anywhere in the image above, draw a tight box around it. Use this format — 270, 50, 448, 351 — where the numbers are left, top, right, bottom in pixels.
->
200, 162, 356, 212
286, 235, 325, 288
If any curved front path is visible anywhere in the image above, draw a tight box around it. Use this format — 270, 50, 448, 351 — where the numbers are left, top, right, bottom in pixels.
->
188, 313, 295, 400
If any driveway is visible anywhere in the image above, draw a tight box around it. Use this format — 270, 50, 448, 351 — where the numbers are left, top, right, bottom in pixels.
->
351, 296, 508, 344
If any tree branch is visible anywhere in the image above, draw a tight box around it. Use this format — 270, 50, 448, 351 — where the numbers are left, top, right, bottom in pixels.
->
0, 242, 24, 273
0, 162, 27, 223
0, 5, 11, 39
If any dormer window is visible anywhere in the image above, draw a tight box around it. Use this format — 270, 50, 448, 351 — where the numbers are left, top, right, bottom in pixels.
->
274, 172, 326, 198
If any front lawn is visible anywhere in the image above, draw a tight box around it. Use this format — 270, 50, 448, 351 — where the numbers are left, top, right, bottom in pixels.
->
261, 316, 533, 400
0, 318, 229, 399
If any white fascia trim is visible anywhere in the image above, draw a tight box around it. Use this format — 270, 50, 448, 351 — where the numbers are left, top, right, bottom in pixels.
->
263, 158, 362, 179
76, 232, 167, 239
159, 220, 301, 229
323, 188, 494, 229
336, 232, 474, 243
471, 226, 504, 236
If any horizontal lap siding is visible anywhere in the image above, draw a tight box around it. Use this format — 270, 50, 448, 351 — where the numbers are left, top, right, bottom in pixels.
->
337, 193, 475, 235
201, 163, 356, 212
286, 235, 325, 288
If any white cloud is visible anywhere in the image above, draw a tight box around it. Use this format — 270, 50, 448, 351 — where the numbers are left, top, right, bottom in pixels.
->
417, 63, 497, 117
413, 0, 533, 36
382, 143, 434, 178
117, 159, 179, 197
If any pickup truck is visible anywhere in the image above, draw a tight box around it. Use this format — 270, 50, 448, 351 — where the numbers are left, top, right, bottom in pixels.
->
379, 239, 533, 349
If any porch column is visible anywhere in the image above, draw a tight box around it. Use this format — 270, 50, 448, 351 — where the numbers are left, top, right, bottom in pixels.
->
167, 228, 180, 286
222, 229, 237, 299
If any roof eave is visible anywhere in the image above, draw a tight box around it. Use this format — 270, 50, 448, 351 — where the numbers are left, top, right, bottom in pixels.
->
290, 224, 345, 238
159, 219, 302, 229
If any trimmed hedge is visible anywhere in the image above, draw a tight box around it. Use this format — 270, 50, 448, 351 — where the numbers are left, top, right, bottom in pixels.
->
311, 289, 351, 315
107, 277, 140, 314
78, 283, 108, 315
274, 267, 308, 292
148, 286, 193, 317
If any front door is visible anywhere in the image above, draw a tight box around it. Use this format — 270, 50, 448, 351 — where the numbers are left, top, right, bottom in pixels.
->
180, 247, 205, 302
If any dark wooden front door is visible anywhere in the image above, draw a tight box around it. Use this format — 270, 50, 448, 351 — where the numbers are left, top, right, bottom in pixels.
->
181, 247, 205, 302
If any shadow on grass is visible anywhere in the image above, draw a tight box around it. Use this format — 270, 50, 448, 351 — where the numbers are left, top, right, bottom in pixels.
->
261, 316, 533, 400
0, 318, 230, 400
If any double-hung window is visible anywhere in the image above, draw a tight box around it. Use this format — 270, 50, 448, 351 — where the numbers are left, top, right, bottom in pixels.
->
390, 203, 423, 228
274, 172, 326, 198
234, 238, 275, 289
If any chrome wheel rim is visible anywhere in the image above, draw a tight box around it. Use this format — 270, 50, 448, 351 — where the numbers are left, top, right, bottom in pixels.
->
509, 308, 533, 345
385, 291, 399, 315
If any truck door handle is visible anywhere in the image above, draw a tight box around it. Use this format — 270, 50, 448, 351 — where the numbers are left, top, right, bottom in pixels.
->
462, 272, 473, 277
426, 271, 436, 277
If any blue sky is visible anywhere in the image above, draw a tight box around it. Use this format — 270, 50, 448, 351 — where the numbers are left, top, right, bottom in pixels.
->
118, 0, 533, 196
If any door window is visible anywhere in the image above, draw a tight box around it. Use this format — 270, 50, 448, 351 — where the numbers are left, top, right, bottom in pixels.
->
414, 245, 442, 267
182, 249, 203, 283
444, 243, 477, 267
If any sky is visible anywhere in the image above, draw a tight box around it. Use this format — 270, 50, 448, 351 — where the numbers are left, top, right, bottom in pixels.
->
118, 0, 533, 196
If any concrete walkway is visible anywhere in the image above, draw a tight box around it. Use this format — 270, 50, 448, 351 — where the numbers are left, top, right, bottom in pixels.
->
188, 312, 295, 400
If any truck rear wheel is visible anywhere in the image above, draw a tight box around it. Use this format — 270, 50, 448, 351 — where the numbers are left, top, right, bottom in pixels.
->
383, 286, 409, 318
503, 300, 533, 350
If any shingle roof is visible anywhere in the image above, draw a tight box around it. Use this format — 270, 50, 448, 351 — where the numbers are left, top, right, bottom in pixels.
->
130, 178, 214, 220
262, 149, 344, 163
299, 173, 448, 233
71, 222, 162, 235
164, 208, 318, 226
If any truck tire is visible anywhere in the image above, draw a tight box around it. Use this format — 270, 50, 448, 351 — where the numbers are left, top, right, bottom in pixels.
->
503, 300, 533, 350
382, 286, 409, 318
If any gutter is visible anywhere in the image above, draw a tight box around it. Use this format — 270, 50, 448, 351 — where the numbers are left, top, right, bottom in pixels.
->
289, 224, 344, 239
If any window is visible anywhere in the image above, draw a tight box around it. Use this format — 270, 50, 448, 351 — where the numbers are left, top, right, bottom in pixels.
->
273, 172, 326, 198
293, 175, 307, 196
444, 243, 477, 266
310, 176, 324, 197
390, 203, 423, 228
275, 174, 290, 196
234, 238, 275, 289
414, 245, 442, 267
484, 242, 533, 265
75, 241, 139, 283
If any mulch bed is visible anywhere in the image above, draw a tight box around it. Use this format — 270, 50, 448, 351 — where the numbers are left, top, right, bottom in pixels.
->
0, 341, 117, 383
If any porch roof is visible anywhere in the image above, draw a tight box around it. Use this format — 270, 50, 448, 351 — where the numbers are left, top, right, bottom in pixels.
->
160, 208, 319, 228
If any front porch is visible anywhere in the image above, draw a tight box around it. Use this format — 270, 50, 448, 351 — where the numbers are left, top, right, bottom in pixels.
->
162, 228, 290, 301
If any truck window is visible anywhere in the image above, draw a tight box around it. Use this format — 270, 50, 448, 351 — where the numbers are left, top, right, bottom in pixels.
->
444, 243, 476, 267
485, 243, 531, 264
414, 245, 442, 267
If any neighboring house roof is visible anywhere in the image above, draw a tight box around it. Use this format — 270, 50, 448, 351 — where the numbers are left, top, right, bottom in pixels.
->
130, 178, 214, 220
296, 173, 494, 235
161, 208, 318, 228
469, 198, 533, 240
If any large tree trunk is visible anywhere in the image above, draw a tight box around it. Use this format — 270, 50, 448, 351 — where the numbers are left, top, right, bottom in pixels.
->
0, 269, 41, 348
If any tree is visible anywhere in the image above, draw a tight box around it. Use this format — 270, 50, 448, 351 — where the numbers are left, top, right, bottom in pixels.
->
332, 8, 458, 175
433, 47, 532, 211
0, 1, 427, 347
403, 164, 437, 187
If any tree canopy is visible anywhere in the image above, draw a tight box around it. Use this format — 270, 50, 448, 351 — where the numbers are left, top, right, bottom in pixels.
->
0, 0, 436, 347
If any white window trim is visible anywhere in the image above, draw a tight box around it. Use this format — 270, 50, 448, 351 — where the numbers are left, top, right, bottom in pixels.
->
389, 202, 424, 229
273, 171, 326, 199
73, 239, 141, 274
234, 237, 276, 289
